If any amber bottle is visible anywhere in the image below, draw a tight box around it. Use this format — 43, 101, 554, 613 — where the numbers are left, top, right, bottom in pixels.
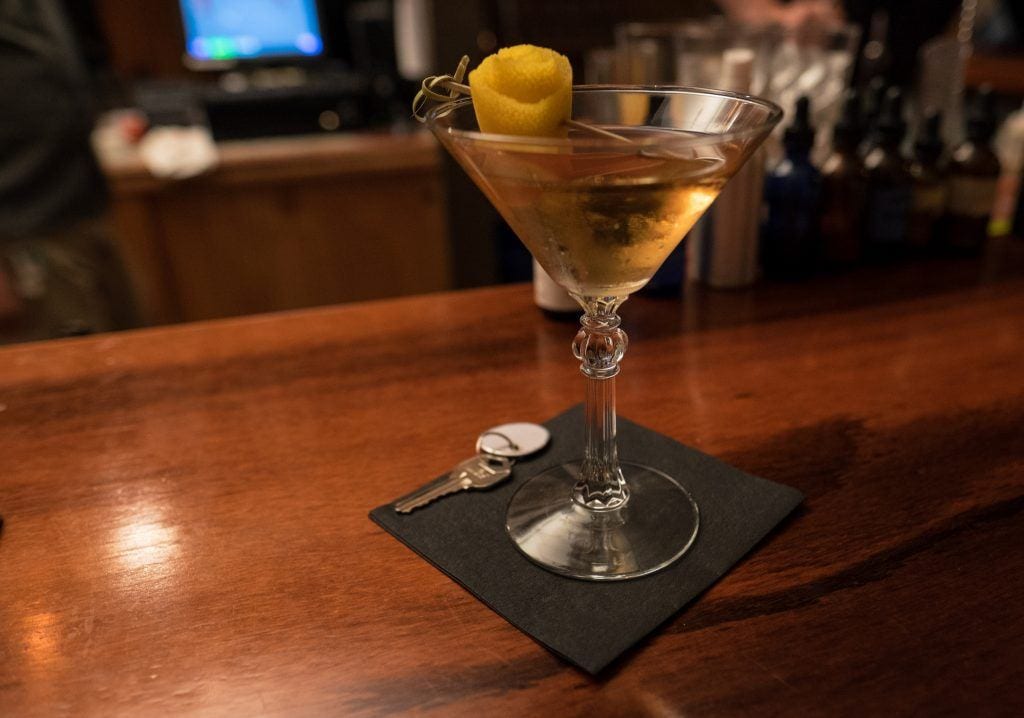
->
945, 87, 1001, 255
820, 90, 866, 268
907, 111, 947, 253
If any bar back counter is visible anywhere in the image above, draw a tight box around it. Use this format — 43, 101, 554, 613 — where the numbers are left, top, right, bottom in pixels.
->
100, 131, 450, 325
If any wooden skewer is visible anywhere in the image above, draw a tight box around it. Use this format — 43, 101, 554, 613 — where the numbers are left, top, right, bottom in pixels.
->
564, 119, 632, 143
413, 57, 693, 157
423, 79, 634, 143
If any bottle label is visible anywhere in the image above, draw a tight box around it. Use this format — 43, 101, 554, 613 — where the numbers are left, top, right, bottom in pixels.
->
990, 173, 1021, 235
947, 176, 997, 218
532, 260, 578, 312
912, 184, 947, 215
866, 185, 911, 244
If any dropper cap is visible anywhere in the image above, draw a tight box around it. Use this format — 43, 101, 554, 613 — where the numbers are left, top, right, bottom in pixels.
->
914, 110, 944, 161
876, 86, 906, 144
966, 85, 996, 142
833, 89, 862, 150
785, 96, 815, 153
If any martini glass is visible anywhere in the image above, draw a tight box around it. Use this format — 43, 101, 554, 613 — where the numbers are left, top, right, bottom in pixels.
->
426, 87, 781, 580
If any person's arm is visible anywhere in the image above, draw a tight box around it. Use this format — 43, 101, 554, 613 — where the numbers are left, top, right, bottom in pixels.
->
716, 0, 845, 29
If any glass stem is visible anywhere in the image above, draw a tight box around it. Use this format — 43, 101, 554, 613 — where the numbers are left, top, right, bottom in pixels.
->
571, 296, 629, 510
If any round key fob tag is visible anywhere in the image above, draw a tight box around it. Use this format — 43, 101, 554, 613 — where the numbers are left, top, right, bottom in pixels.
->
476, 423, 550, 458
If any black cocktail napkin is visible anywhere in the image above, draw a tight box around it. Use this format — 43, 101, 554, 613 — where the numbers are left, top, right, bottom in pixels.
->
369, 405, 803, 674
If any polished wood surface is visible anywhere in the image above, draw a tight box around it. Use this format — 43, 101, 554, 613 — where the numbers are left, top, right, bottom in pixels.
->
100, 132, 450, 325
2, 248, 1024, 716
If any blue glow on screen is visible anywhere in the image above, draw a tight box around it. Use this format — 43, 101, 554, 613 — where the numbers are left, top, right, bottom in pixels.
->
180, 0, 324, 61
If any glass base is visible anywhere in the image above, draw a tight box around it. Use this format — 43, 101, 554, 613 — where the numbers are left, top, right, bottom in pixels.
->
506, 462, 699, 581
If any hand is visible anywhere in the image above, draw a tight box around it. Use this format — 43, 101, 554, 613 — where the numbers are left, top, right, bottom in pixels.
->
771, 0, 846, 31
719, 0, 846, 31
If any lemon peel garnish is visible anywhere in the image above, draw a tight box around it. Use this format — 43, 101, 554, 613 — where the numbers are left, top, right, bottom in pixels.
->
413, 48, 634, 145
468, 45, 571, 137
413, 45, 570, 137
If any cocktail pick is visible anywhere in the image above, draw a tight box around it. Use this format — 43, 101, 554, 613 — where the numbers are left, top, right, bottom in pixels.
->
412, 55, 471, 121
412, 55, 632, 144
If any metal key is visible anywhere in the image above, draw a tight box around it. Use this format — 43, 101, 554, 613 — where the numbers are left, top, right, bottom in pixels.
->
393, 422, 550, 514
394, 455, 513, 513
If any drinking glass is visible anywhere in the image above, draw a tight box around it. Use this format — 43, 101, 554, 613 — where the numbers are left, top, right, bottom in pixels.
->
426, 87, 781, 579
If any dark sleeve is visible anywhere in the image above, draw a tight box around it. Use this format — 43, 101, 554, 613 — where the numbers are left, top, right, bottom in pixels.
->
0, 0, 107, 239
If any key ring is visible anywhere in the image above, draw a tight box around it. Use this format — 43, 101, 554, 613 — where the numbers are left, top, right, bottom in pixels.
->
476, 430, 520, 459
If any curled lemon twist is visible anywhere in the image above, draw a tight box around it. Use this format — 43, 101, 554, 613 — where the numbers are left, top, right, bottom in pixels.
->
468, 45, 572, 137
412, 45, 574, 138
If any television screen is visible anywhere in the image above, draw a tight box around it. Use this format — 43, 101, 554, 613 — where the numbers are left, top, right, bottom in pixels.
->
179, 0, 324, 63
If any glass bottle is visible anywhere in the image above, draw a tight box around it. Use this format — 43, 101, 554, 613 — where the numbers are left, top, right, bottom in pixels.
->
946, 86, 1001, 255
858, 76, 887, 159
533, 260, 580, 321
705, 47, 762, 289
762, 96, 822, 280
990, 101, 1024, 237
907, 111, 947, 253
862, 87, 913, 262
820, 89, 866, 268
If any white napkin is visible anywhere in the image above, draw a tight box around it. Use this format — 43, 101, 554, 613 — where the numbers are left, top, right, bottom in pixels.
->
138, 126, 219, 180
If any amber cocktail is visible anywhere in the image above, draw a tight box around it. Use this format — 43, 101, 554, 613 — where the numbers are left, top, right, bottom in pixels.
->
427, 87, 781, 580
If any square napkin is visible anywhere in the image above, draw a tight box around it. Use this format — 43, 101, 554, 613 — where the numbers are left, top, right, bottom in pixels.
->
370, 405, 802, 674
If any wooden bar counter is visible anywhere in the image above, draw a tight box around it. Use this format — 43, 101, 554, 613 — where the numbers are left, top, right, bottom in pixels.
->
100, 131, 450, 325
2, 247, 1024, 716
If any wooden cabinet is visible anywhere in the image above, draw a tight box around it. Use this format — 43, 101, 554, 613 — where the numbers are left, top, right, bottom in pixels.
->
100, 131, 450, 324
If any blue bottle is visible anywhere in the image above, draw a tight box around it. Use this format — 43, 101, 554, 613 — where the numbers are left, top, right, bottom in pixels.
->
762, 96, 822, 279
